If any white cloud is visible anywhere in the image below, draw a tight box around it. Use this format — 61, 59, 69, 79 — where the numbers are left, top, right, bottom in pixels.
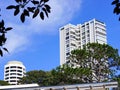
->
29, 0, 82, 33
5, 31, 29, 54
4, 0, 82, 54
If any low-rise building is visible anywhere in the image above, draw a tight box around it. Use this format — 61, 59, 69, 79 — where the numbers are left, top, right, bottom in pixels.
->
4, 60, 26, 85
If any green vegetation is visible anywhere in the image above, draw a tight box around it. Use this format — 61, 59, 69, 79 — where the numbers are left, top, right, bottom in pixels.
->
18, 65, 91, 86
18, 43, 120, 86
0, 80, 10, 86
69, 43, 120, 82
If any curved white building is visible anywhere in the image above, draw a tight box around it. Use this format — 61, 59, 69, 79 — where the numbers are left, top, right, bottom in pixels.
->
4, 61, 26, 85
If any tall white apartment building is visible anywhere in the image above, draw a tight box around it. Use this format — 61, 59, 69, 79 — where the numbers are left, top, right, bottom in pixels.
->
60, 19, 107, 65
4, 61, 26, 85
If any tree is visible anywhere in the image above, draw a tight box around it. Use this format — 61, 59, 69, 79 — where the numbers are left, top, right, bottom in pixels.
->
112, 0, 120, 21
52, 65, 91, 84
0, 0, 51, 56
49, 65, 81, 85
18, 70, 47, 86
18, 65, 92, 86
0, 80, 10, 85
68, 43, 120, 82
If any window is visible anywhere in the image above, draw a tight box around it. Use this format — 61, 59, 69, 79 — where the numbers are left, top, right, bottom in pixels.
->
5, 74, 9, 76
70, 35, 76, 39
10, 73, 16, 75
66, 52, 70, 56
66, 44, 69, 47
78, 42, 81, 44
10, 80, 16, 82
66, 32, 69, 36
66, 36, 69, 40
10, 77, 16, 79
82, 40, 86, 44
66, 28, 69, 31
5, 70, 9, 73
71, 43, 76, 47
70, 31, 75, 35
87, 34, 90, 37
66, 57, 70, 60
17, 73, 22, 76
10, 70, 16, 72
82, 36, 85, 39
78, 46, 81, 48
86, 25, 89, 29
17, 70, 22, 72
66, 40, 69, 43
10, 66, 16, 68
6, 67, 9, 69
17, 77, 22, 79
61, 27, 64, 30
18, 67, 22, 69
87, 30, 89, 33
82, 32, 85, 35
82, 25, 85, 27
5, 77, 9, 80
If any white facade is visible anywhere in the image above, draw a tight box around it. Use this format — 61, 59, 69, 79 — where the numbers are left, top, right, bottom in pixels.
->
60, 19, 107, 65
4, 61, 26, 85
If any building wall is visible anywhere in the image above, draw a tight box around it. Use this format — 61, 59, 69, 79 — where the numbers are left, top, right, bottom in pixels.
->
4, 61, 26, 85
60, 19, 107, 65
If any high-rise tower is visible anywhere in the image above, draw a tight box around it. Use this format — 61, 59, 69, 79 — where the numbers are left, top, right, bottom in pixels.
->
60, 19, 107, 65
4, 61, 26, 85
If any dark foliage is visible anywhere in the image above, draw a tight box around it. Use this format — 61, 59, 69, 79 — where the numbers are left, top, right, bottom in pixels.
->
0, 20, 12, 56
18, 66, 91, 86
0, 80, 10, 85
112, 0, 120, 20
6, 0, 51, 22
0, 0, 51, 57
69, 43, 120, 82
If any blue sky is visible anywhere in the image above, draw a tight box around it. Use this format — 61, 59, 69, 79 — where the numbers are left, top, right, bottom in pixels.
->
0, 0, 120, 80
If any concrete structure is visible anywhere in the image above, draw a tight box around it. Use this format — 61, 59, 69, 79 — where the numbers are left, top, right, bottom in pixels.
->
0, 84, 39, 90
4, 61, 26, 85
0, 82, 118, 90
60, 19, 107, 65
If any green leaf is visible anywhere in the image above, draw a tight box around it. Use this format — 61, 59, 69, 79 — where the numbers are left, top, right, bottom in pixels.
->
119, 17, 120, 21
0, 20, 4, 27
5, 27, 13, 31
23, 9, 29, 16
31, 0, 39, 5
42, 8, 48, 17
40, 0, 44, 4
40, 12, 44, 20
0, 49, 3, 57
45, 4, 51, 13
3, 48, 9, 53
14, 6, 20, 16
20, 13, 25, 23
33, 9, 39, 18
15, 0, 22, 3
6, 5, 16, 9
1, 34, 6, 43
113, 6, 120, 15
43, 0, 49, 3
111, 0, 119, 5
23, 0, 27, 3
27, 7, 35, 13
